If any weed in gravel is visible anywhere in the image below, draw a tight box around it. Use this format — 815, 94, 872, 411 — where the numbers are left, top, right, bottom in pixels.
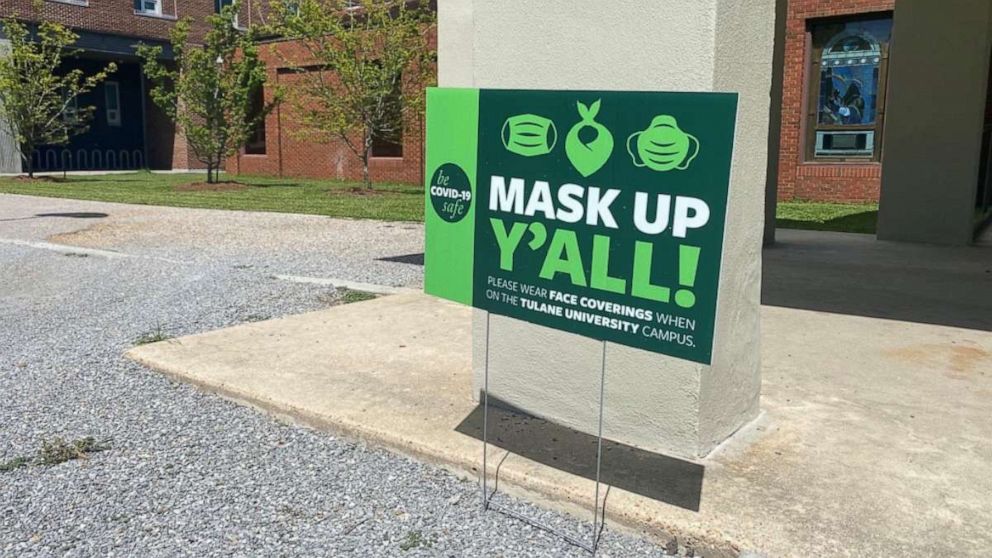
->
38, 437, 110, 466
317, 288, 379, 307
399, 530, 433, 551
135, 327, 171, 345
339, 289, 378, 305
0, 456, 31, 472
2, 437, 111, 472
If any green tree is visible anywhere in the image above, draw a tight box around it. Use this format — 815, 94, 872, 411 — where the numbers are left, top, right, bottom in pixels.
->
0, 18, 116, 177
138, 3, 278, 184
271, 0, 435, 189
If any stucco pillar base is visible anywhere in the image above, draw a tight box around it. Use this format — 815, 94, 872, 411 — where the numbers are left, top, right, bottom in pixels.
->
442, 0, 774, 459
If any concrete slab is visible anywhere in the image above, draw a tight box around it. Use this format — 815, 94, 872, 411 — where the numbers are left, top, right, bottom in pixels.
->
127, 289, 992, 557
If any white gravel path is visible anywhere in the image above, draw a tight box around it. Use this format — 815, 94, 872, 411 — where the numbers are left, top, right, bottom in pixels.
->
0, 195, 673, 557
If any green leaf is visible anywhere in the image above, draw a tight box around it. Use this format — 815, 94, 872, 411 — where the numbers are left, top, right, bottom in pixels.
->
589, 99, 601, 118
576, 101, 588, 119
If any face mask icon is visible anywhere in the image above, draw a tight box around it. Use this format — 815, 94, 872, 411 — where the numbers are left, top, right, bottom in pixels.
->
502, 114, 558, 157
627, 115, 700, 172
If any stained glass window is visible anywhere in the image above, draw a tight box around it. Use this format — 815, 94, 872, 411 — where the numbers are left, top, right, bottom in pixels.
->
807, 16, 892, 160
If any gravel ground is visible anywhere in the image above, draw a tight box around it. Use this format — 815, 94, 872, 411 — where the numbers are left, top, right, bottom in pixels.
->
0, 195, 671, 557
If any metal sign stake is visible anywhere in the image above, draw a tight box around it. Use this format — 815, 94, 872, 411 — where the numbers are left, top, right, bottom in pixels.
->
481, 311, 608, 554
591, 339, 607, 551
482, 310, 491, 511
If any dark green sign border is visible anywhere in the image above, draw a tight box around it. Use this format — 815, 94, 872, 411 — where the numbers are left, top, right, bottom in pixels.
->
426, 88, 738, 365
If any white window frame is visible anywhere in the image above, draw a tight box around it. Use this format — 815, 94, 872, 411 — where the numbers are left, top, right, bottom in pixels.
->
47, 0, 90, 7
216, 0, 247, 30
105, 81, 122, 127
137, 0, 161, 15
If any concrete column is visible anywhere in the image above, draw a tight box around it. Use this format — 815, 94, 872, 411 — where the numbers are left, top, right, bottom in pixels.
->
440, 0, 775, 459
436, 1, 474, 88
0, 37, 22, 173
878, 0, 992, 245
764, 0, 789, 246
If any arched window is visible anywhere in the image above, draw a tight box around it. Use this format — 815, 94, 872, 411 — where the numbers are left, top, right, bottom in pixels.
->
806, 15, 892, 161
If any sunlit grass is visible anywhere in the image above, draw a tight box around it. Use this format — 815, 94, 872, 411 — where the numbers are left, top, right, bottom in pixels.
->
0, 171, 425, 222
777, 201, 878, 234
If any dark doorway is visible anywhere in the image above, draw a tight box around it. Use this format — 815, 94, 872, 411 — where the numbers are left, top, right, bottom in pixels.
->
975, 43, 992, 235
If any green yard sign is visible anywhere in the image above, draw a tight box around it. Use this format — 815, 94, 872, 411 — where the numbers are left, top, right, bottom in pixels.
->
425, 88, 738, 365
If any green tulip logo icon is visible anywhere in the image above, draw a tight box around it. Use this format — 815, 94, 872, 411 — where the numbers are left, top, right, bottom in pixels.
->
501, 114, 557, 157
627, 115, 700, 172
565, 100, 613, 177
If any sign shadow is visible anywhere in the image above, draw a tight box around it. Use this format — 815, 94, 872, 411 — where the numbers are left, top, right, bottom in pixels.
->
456, 393, 704, 512
376, 252, 424, 265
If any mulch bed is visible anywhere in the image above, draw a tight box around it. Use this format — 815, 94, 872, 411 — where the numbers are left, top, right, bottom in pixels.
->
327, 187, 391, 197
10, 176, 63, 183
175, 181, 247, 192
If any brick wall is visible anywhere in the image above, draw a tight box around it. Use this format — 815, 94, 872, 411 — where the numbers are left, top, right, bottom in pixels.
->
0, 0, 267, 43
228, 31, 435, 185
777, 0, 893, 202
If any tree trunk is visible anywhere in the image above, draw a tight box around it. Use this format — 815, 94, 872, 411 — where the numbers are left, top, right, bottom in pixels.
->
363, 128, 373, 190
22, 148, 33, 179
362, 155, 371, 190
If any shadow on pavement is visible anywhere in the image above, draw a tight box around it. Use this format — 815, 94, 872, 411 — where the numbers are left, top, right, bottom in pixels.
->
377, 252, 424, 265
35, 212, 108, 219
0, 212, 108, 222
456, 394, 704, 512
762, 228, 992, 331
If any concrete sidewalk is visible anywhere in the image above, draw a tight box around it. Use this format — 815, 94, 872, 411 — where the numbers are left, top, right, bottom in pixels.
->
128, 291, 992, 557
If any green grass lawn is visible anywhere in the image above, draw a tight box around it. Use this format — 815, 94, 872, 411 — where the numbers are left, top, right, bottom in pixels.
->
0, 171, 425, 222
776, 201, 878, 234
1, 172, 881, 232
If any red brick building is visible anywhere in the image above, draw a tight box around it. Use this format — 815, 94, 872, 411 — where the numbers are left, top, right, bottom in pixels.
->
226, 31, 435, 185
236, 0, 896, 194
1, 0, 434, 183
0, 0, 226, 44
776, 0, 895, 203
0, 0, 267, 173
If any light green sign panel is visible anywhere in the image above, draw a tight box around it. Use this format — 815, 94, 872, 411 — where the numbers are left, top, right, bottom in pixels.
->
425, 88, 738, 365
